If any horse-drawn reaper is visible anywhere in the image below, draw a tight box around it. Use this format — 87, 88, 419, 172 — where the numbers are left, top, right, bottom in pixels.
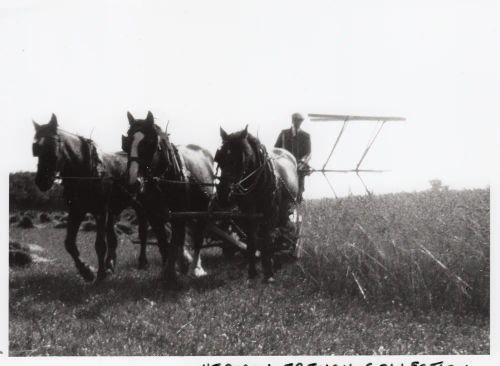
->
31, 112, 402, 287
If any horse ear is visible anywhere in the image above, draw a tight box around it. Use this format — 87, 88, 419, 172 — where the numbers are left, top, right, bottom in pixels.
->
241, 125, 248, 139
127, 111, 134, 125
32, 120, 40, 131
146, 111, 154, 126
48, 114, 58, 129
220, 127, 228, 141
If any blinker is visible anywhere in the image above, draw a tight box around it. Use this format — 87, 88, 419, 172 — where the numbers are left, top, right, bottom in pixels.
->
121, 135, 130, 153
32, 143, 40, 157
214, 148, 222, 163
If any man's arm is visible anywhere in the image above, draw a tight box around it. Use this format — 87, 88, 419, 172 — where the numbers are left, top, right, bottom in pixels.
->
300, 133, 311, 164
274, 131, 284, 148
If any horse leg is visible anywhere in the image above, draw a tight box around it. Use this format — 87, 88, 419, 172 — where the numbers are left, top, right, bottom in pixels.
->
246, 219, 258, 279
148, 215, 172, 282
148, 214, 167, 262
105, 213, 118, 274
137, 213, 149, 269
163, 219, 185, 287
94, 212, 108, 283
179, 239, 191, 275
261, 224, 275, 283
190, 220, 207, 277
272, 200, 289, 271
64, 209, 95, 282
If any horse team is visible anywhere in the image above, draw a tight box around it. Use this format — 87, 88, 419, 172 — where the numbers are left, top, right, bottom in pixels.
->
32, 112, 299, 287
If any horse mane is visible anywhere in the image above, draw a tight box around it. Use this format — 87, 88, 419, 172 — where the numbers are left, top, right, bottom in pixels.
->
58, 129, 102, 177
245, 132, 268, 165
245, 133, 261, 150
153, 124, 167, 140
152, 123, 184, 179
81, 136, 101, 177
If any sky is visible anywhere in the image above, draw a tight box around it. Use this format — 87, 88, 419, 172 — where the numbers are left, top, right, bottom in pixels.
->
1, 0, 499, 198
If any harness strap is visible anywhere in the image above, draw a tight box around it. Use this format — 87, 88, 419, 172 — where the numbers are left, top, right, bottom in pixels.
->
230, 144, 277, 198
171, 145, 187, 181
77, 137, 103, 178
128, 156, 142, 164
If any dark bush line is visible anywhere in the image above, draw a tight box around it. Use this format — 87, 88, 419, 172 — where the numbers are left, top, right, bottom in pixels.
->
9, 171, 65, 211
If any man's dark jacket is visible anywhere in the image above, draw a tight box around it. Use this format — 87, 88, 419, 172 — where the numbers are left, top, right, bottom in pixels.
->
274, 128, 311, 162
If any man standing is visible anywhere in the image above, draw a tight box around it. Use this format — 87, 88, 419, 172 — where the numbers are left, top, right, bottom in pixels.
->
274, 113, 311, 202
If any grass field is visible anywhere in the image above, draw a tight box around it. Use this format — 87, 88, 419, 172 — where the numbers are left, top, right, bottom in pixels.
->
9, 188, 490, 356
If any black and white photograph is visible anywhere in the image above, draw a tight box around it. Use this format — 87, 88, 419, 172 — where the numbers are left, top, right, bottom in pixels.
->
2, 0, 498, 363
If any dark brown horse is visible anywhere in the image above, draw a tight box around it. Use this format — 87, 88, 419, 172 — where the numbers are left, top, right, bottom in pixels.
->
123, 111, 214, 285
32, 114, 149, 282
215, 126, 299, 282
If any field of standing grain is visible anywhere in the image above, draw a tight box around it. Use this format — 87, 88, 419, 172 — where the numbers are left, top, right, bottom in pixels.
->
9, 188, 489, 356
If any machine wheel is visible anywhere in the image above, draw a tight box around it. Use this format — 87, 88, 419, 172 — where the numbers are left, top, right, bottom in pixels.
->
290, 206, 303, 258
222, 246, 237, 259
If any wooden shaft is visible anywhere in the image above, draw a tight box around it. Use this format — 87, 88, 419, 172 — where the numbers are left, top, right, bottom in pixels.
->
169, 211, 263, 219
205, 223, 247, 251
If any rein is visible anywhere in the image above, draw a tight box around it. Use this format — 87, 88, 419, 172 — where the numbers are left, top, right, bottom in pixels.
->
228, 144, 275, 198
223, 144, 298, 205
149, 176, 216, 187
229, 157, 270, 196
55, 175, 108, 181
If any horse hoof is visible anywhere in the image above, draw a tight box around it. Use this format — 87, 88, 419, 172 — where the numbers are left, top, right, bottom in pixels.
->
106, 260, 116, 274
246, 278, 256, 286
162, 270, 180, 287
193, 267, 208, 278
273, 257, 282, 271
163, 277, 182, 290
80, 266, 96, 282
95, 271, 107, 284
263, 276, 275, 284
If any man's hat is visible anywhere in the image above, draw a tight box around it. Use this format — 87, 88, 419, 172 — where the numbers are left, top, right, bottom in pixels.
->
292, 113, 304, 122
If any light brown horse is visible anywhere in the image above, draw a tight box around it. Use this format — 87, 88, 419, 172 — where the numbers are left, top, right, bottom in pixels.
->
123, 111, 214, 287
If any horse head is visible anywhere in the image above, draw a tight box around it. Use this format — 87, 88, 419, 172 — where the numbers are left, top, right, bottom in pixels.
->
32, 114, 63, 192
215, 125, 260, 204
123, 111, 166, 189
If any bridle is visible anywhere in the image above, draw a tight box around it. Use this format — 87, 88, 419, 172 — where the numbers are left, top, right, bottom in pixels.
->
32, 133, 65, 179
33, 131, 104, 182
216, 143, 272, 198
32, 134, 61, 158
124, 127, 166, 182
